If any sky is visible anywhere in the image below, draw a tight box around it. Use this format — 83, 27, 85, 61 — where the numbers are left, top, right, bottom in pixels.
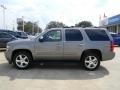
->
0, 0, 120, 30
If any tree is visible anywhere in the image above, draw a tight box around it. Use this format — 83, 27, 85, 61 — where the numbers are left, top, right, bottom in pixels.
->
75, 21, 93, 28
17, 21, 42, 35
45, 21, 66, 29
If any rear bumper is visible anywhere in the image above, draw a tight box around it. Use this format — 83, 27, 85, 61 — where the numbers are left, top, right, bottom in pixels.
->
102, 52, 115, 61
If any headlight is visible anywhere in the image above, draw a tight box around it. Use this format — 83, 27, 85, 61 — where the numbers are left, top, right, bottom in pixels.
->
6, 45, 10, 51
6, 45, 10, 49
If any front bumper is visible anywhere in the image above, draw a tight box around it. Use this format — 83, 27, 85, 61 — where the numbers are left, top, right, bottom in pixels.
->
4, 48, 13, 64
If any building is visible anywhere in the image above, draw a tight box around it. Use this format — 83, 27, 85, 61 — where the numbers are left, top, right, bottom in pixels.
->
100, 14, 120, 34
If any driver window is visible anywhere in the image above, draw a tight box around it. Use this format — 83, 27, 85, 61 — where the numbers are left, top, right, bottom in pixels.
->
43, 30, 61, 42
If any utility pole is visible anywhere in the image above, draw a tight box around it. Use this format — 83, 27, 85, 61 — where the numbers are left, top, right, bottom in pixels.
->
22, 16, 24, 32
37, 21, 39, 33
32, 22, 34, 35
12, 20, 15, 31
1, 5, 7, 30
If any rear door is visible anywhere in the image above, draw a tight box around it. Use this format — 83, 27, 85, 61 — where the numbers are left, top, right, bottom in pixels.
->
63, 29, 84, 60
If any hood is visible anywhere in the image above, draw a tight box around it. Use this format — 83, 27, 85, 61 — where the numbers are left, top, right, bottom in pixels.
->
7, 38, 33, 45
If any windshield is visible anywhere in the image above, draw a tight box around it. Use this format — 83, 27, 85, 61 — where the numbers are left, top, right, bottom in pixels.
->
35, 32, 42, 38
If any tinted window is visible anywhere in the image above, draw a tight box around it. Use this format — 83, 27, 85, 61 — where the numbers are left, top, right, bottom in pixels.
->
85, 30, 110, 41
0, 33, 12, 38
65, 29, 83, 41
43, 30, 61, 42
111, 34, 117, 37
16, 32, 27, 37
3, 31, 16, 36
8, 31, 16, 36
115, 34, 120, 37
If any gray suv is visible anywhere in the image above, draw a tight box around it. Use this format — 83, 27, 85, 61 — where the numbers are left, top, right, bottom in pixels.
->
5, 28, 115, 70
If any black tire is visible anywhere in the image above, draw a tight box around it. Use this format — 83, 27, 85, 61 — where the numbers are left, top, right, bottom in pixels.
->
13, 51, 32, 69
81, 53, 100, 71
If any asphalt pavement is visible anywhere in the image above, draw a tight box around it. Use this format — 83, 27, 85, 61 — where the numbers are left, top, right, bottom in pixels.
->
0, 47, 120, 90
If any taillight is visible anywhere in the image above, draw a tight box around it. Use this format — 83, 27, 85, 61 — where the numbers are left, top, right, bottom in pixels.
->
110, 41, 114, 52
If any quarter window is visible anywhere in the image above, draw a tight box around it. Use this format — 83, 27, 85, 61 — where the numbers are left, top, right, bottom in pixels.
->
85, 30, 110, 41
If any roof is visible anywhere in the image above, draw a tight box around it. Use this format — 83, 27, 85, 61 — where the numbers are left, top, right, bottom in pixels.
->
47, 27, 106, 30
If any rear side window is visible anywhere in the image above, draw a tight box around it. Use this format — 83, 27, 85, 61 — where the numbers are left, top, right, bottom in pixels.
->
65, 29, 83, 41
85, 30, 110, 41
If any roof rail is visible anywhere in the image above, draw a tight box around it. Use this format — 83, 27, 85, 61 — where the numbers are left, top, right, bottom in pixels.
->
63, 26, 70, 28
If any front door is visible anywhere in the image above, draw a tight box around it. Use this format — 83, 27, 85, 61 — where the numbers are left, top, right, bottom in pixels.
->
35, 30, 63, 60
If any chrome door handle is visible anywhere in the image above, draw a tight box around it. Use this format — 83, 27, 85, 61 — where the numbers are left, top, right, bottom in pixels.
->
79, 43, 85, 46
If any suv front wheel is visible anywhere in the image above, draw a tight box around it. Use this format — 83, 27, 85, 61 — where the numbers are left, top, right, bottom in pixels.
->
82, 53, 100, 71
13, 51, 32, 69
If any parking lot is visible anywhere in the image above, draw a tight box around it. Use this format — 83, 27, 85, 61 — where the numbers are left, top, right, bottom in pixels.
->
0, 47, 120, 90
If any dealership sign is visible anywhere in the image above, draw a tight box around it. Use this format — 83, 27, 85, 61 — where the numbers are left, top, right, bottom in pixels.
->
108, 14, 120, 25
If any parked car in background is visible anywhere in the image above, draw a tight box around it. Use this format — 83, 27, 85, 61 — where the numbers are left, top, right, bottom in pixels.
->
15, 31, 28, 39
110, 32, 120, 46
0, 30, 28, 39
35, 33, 40, 36
28, 35, 35, 39
5, 28, 115, 70
0, 32, 17, 48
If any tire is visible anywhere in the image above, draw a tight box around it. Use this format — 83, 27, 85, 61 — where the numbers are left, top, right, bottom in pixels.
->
81, 53, 100, 71
13, 51, 32, 69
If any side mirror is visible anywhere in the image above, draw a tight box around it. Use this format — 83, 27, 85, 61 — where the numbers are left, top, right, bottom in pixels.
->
39, 36, 43, 42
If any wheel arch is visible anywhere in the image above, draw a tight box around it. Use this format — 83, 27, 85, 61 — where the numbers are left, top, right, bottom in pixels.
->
80, 49, 102, 61
11, 49, 33, 63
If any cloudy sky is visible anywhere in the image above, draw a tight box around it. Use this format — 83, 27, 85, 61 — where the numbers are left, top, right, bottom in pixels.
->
0, 0, 120, 30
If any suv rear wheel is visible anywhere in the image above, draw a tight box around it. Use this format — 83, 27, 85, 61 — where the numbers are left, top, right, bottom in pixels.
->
81, 53, 100, 70
13, 51, 32, 69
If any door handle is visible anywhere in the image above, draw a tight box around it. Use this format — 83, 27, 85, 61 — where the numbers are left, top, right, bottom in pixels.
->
79, 43, 85, 46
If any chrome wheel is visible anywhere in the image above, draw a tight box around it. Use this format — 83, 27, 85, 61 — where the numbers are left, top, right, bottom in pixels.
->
15, 54, 29, 68
84, 56, 98, 69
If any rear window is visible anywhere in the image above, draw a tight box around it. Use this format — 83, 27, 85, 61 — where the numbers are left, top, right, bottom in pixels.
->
85, 29, 110, 41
